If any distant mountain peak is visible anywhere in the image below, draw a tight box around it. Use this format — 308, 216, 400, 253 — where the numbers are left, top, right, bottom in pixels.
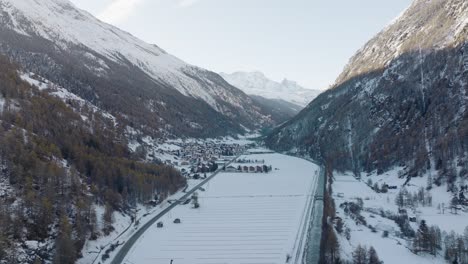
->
0, 0, 286, 137
281, 78, 299, 87
267, 0, 468, 178
251, 71, 266, 77
220, 71, 322, 107
336, 0, 468, 86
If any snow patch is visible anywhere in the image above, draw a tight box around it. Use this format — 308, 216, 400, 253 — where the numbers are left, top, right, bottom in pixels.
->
220, 71, 322, 107
1, 0, 242, 111
333, 168, 468, 264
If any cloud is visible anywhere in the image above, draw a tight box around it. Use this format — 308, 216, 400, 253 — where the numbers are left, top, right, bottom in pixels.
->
98, 0, 146, 24
177, 0, 200, 8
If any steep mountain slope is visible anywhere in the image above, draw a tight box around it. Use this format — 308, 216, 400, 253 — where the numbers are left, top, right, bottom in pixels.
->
249, 95, 302, 125
0, 0, 278, 138
220, 71, 322, 107
0, 55, 185, 263
267, 0, 468, 184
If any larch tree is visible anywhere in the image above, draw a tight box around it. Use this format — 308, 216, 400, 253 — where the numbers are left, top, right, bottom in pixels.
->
54, 214, 76, 264
352, 244, 368, 264
368, 246, 381, 264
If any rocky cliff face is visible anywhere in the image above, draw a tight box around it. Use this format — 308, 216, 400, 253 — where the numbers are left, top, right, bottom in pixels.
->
267, 0, 468, 184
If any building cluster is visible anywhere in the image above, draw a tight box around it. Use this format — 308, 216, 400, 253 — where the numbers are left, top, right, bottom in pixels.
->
236, 158, 266, 164
150, 140, 252, 178
224, 164, 272, 173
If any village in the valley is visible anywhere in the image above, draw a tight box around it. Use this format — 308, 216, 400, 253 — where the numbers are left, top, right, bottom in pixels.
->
136, 137, 275, 180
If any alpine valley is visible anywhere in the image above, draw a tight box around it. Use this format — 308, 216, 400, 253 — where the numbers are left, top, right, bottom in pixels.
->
0, 0, 468, 263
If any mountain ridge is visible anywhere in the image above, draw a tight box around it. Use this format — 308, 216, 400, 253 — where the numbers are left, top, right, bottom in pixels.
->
0, 0, 288, 138
220, 71, 322, 107
266, 0, 468, 181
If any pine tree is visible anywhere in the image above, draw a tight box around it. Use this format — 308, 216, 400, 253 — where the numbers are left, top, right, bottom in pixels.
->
381, 184, 388, 193
395, 188, 406, 208
102, 203, 114, 235
426, 174, 433, 190
459, 190, 466, 204
450, 193, 459, 214
54, 214, 76, 264
345, 227, 351, 240
456, 237, 465, 264
0, 233, 6, 260
352, 245, 368, 264
368, 246, 381, 264
414, 220, 431, 253
429, 225, 442, 255
463, 226, 468, 247
324, 225, 339, 263
335, 218, 344, 234
445, 231, 458, 262
373, 182, 380, 192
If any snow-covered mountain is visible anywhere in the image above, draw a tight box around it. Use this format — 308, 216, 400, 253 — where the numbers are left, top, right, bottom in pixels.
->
0, 0, 288, 137
267, 0, 468, 178
220, 71, 322, 107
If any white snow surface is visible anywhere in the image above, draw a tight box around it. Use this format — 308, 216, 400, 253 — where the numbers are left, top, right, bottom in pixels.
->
0, 95, 4, 112
336, 0, 468, 85
125, 153, 320, 264
0, 0, 243, 111
19, 72, 117, 123
333, 169, 468, 264
78, 179, 204, 264
0, 171, 13, 197
220, 71, 322, 107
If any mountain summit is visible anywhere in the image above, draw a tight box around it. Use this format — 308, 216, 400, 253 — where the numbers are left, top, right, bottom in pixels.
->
267, 0, 468, 179
0, 0, 284, 137
220, 71, 322, 107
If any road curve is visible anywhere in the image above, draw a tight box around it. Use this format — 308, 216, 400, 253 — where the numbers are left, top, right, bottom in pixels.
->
110, 155, 240, 264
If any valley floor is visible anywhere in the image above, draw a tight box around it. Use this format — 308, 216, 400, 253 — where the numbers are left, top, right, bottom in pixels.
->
123, 152, 320, 264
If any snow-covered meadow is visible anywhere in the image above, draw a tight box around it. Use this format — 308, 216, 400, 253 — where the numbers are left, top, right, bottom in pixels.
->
124, 153, 320, 264
78, 178, 205, 264
333, 169, 468, 264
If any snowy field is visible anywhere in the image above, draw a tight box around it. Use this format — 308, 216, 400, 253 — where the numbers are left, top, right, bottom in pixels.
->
78, 179, 205, 264
124, 153, 320, 264
333, 170, 468, 264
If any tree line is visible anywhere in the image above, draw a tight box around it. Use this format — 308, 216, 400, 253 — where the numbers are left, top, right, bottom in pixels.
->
0, 56, 185, 263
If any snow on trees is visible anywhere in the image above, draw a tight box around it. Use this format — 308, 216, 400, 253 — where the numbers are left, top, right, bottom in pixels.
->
367, 246, 381, 264
352, 245, 368, 264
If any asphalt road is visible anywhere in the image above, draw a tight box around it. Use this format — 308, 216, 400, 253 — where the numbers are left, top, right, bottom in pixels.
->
110, 155, 241, 264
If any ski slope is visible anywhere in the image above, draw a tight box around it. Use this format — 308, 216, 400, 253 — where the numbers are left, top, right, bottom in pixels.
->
124, 153, 320, 264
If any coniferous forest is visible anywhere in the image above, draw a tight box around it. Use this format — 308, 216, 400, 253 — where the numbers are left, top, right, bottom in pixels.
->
0, 56, 185, 262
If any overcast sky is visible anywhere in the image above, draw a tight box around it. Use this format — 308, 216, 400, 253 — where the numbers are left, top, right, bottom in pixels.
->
70, 0, 412, 90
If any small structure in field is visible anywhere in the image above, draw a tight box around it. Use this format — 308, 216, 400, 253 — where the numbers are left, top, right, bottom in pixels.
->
256, 166, 263, 173
157, 222, 163, 228
173, 218, 181, 224
225, 165, 237, 172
